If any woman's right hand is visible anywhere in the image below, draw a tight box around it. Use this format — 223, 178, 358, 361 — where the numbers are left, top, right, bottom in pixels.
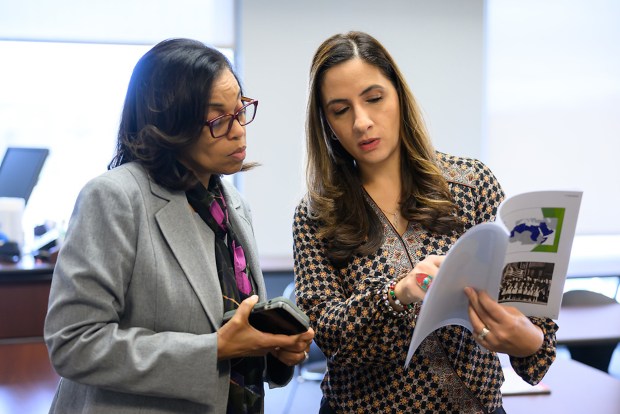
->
217, 295, 315, 366
394, 255, 445, 306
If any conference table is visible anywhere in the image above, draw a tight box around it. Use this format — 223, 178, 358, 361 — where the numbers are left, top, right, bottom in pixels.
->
501, 354, 620, 414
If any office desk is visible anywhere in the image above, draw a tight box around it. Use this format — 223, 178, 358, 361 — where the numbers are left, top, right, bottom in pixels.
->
502, 356, 620, 413
0, 257, 54, 340
0, 256, 54, 281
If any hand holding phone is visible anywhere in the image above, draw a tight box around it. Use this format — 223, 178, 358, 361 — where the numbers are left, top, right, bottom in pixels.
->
223, 296, 310, 335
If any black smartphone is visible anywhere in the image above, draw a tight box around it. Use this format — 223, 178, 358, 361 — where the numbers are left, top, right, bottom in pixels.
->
222, 296, 310, 335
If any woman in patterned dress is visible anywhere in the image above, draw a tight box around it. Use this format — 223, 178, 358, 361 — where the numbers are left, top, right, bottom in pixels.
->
293, 31, 557, 414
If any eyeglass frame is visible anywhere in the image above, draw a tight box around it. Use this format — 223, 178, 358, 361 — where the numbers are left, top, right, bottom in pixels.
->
203, 96, 258, 138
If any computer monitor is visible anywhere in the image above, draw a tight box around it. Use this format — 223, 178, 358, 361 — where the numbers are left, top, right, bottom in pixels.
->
0, 147, 49, 205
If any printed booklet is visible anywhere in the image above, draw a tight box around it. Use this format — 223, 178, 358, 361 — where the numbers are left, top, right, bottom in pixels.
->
405, 190, 583, 366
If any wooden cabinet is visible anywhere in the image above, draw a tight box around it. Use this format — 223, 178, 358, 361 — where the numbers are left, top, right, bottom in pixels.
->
0, 278, 52, 340
0, 258, 53, 340
0, 259, 57, 413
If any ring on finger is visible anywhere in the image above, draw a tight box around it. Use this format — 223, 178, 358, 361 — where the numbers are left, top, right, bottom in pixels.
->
477, 326, 491, 340
303, 351, 309, 361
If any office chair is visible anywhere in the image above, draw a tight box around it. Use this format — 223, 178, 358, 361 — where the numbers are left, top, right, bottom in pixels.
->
282, 281, 327, 380
281, 281, 327, 414
561, 289, 619, 373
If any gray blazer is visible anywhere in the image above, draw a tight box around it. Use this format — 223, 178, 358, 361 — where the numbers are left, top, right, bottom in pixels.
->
44, 162, 292, 413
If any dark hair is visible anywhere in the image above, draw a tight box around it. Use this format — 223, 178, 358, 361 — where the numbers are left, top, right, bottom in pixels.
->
109, 38, 252, 190
306, 31, 462, 267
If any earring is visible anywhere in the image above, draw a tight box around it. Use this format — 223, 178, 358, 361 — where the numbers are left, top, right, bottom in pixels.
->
330, 132, 339, 141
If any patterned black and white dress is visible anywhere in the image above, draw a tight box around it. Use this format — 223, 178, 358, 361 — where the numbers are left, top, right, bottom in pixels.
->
293, 152, 557, 414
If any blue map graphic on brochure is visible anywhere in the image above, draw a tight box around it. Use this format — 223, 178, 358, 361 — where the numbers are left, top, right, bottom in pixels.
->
509, 218, 556, 245
504, 207, 565, 254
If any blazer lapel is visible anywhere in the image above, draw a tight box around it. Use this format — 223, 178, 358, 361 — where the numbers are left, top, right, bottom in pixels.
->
151, 182, 224, 327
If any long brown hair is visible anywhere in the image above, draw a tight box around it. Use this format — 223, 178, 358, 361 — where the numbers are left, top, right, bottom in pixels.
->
305, 31, 462, 267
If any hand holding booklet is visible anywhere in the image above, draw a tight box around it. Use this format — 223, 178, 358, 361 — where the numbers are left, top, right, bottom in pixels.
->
405, 190, 583, 367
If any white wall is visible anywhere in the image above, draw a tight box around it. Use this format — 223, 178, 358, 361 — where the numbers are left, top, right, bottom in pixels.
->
239, 0, 485, 267
486, 0, 620, 235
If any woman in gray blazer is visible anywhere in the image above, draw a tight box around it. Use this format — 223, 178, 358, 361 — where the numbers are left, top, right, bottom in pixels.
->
44, 38, 314, 414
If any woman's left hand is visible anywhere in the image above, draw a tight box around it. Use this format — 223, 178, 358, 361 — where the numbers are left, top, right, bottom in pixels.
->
464, 287, 544, 357
270, 342, 313, 367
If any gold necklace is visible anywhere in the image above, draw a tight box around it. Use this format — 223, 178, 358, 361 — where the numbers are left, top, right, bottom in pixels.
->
379, 207, 400, 229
